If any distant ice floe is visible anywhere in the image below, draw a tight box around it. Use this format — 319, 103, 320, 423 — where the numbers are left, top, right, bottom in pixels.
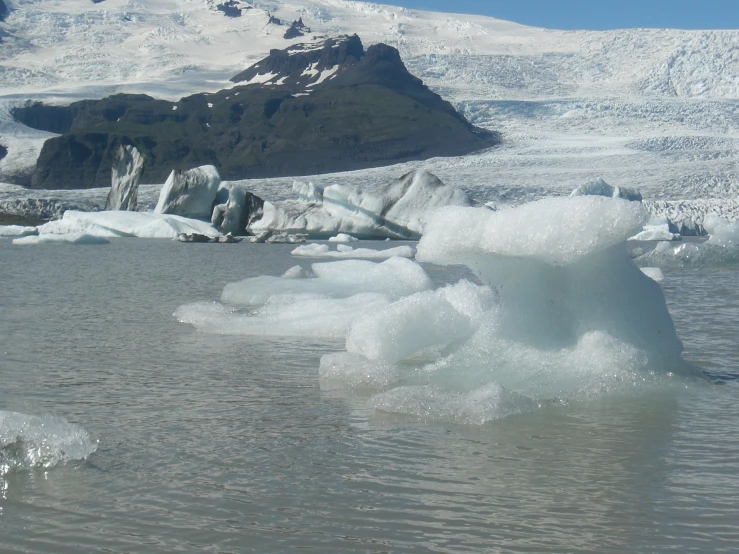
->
0, 411, 97, 475
634, 214, 739, 268
178, 196, 697, 425
327, 233, 358, 243
36, 210, 222, 240
0, 224, 37, 237
249, 169, 472, 239
13, 232, 110, 245
629, 215, 681, 242
291, 243, 415, 259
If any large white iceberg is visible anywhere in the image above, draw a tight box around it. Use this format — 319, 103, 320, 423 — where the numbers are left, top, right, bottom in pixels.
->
37, 210, 222, 239
155, 165, 221, 219
322, 196, 692, 423
177, 195, 694, 424
249, 169, 472, 239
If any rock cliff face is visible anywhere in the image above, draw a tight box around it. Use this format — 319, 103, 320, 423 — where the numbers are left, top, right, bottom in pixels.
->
16, 35, 500, 189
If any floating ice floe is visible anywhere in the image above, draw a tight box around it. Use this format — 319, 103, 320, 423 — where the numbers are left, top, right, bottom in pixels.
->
291, 243, 415, 259
222, 257, 433, 306
0, 224, 38, 238
13, 232, 111, 245
249, 169, 472, 239
634, 214, 739, 267
178, 257, 434, 338
628, 215, 681, 241
36, 210, 222, 239
0, 411, 97, 475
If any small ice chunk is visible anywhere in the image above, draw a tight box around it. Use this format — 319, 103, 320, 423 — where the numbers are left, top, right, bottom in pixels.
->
0, 410, 97, 473
640, 267, 664, 282
328, 233, 359, 243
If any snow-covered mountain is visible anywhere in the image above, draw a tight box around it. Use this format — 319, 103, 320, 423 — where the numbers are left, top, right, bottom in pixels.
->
1, 0, 738, 210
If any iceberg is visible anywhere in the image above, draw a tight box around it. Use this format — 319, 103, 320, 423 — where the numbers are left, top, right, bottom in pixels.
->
320, 196, 692, 423
249, 169, 472, 239
155, 165, 221, 219
211, 186, 265, 236
571, 177, 642, 202
291, 243, 415, 259
37, 210, 222, 239
105, 145, 145, 211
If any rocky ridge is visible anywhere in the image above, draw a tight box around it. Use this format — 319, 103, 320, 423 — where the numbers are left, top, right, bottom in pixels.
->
15, 35, 499, 189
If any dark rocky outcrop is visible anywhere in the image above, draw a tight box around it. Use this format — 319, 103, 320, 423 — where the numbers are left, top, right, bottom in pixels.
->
216, 1, 245, 18
19, 35, 500, 189
0, 143, 7, 162
267, 13, 281, 25
105, 145, 145, 211
284, 18, 311, 39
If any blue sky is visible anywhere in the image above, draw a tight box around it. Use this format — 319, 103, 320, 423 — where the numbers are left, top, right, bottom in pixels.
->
384, 0, 737, 31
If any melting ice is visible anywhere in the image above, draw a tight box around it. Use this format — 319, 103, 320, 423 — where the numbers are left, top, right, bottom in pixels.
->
0, 411, 97, 475
177, 196, 698, 424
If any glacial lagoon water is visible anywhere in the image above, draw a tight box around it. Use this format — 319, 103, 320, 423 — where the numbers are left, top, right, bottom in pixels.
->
1, 239, 738, 553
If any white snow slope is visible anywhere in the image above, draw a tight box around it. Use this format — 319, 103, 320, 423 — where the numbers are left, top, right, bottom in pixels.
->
1, 0, 738, 214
